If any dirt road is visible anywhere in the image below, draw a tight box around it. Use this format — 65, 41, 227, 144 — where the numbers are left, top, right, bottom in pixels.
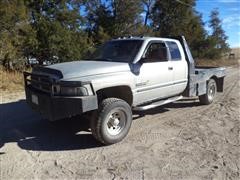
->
0, 67, 239, 180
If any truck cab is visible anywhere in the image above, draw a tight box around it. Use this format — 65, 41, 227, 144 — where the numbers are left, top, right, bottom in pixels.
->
129, 37, 188, 105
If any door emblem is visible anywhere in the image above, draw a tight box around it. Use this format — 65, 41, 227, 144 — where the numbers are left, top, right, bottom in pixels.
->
136, 80, 149, 87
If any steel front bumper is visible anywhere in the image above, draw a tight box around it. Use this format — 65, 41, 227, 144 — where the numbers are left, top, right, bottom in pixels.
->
25, 86, 98, 121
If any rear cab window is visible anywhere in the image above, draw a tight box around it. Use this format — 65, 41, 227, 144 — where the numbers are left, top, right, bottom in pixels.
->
166, 41, 181, 61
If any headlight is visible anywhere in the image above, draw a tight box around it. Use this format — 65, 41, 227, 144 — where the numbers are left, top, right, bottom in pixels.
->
53, 85, 90, 96
60, 86, 88, 96
52, 81, 93, 96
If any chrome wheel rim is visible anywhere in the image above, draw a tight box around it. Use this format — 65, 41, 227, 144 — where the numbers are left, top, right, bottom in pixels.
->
208, 82, 216, 101
106, 109, 126, 136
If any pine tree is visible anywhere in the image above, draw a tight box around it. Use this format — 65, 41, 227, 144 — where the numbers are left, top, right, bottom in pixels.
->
85, 0, 144, 43
0, 0, 36, 70
112, 0, 143, 36
208, 9, 229, 58
85, 1, 113, 44
26, 0, 90, 63
151, 0, 207, 58
0, 0, 231, 70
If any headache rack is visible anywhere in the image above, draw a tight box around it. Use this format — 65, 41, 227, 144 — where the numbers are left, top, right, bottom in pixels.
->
24, 72, 55, 95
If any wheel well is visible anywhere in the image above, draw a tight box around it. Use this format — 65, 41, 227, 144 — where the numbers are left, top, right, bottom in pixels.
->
209, 76, 224, 92
96, 86, 133, 106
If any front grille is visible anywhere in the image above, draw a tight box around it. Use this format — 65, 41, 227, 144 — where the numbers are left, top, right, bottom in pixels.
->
24, 72, 53, 94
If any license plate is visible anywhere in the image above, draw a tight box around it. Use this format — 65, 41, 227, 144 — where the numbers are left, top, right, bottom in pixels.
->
31, 94, 39, 105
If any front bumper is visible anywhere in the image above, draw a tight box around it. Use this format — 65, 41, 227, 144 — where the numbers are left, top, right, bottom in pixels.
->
24, 72, 98, 121
25, 86, 98, 121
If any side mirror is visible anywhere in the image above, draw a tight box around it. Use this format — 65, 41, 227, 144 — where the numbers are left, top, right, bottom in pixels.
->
130, 62, 142, 75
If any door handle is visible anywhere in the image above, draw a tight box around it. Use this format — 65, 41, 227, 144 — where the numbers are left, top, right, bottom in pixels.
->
168, 67, 173, 70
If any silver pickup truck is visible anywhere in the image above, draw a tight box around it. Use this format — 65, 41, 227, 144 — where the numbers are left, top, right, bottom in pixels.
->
24, 36, 226, 145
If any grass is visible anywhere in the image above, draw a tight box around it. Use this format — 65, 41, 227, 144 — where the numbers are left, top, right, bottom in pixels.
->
196, 58, 239, 67
0, 66, 25, 93
196, 47, 240, 67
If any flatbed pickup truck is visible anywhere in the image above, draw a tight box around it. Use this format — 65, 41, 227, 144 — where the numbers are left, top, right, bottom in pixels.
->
24, 36, 226, 145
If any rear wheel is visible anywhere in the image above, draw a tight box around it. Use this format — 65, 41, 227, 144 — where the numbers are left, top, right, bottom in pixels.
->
199, 79, 217, 105
90, 98, 132, 145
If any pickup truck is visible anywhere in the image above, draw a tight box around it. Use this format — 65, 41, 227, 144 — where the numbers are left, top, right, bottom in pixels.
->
24, 36, 226, 145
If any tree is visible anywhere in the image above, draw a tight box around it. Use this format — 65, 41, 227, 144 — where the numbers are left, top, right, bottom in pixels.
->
208, 9, 229, 58
85, 1, 113, 44
26, 0, 90, 64
85, 0, 144, 43
151, 0, 194, 35
0, 0, 231, 71
185, 13, 208, 58
151, 0, 208, 58
111, 0, 143, 36
0, 0, 36, 70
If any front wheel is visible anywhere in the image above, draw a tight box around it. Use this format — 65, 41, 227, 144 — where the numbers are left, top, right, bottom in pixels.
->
90, 98, 132, 145
199, 79, 217, 105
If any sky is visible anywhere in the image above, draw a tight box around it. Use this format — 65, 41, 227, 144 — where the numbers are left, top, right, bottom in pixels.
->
196, 0, 240, 48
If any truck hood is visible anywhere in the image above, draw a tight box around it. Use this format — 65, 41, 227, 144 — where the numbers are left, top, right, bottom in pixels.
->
46, 60, 131, 80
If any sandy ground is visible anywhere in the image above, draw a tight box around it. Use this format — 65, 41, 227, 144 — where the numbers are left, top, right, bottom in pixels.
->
0, 67, 239, 180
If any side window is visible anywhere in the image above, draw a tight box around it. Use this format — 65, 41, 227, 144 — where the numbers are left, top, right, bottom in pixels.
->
166, 41, 181, 61
144, 43, 168, 62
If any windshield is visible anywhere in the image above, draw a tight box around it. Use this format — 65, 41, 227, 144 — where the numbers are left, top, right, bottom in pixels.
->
86, 40, 143, 63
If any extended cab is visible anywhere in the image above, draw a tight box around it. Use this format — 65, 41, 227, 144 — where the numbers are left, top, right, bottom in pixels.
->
24, 36, 226, 144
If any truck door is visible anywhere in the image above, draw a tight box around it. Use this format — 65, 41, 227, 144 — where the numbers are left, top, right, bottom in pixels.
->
134, 41, 175, 105
166, 41, 188, 95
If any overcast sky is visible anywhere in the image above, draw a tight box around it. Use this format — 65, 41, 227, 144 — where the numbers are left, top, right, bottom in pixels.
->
196, 0, 240, 48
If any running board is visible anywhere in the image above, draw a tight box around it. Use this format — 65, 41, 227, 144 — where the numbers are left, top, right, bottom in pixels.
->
133, 96, 183, 111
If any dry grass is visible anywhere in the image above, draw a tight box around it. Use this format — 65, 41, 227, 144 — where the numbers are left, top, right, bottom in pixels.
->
231, 48, 240, 58
196, 58, 239, 67
196, 48, 240, 67
0, 66, 25, 94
